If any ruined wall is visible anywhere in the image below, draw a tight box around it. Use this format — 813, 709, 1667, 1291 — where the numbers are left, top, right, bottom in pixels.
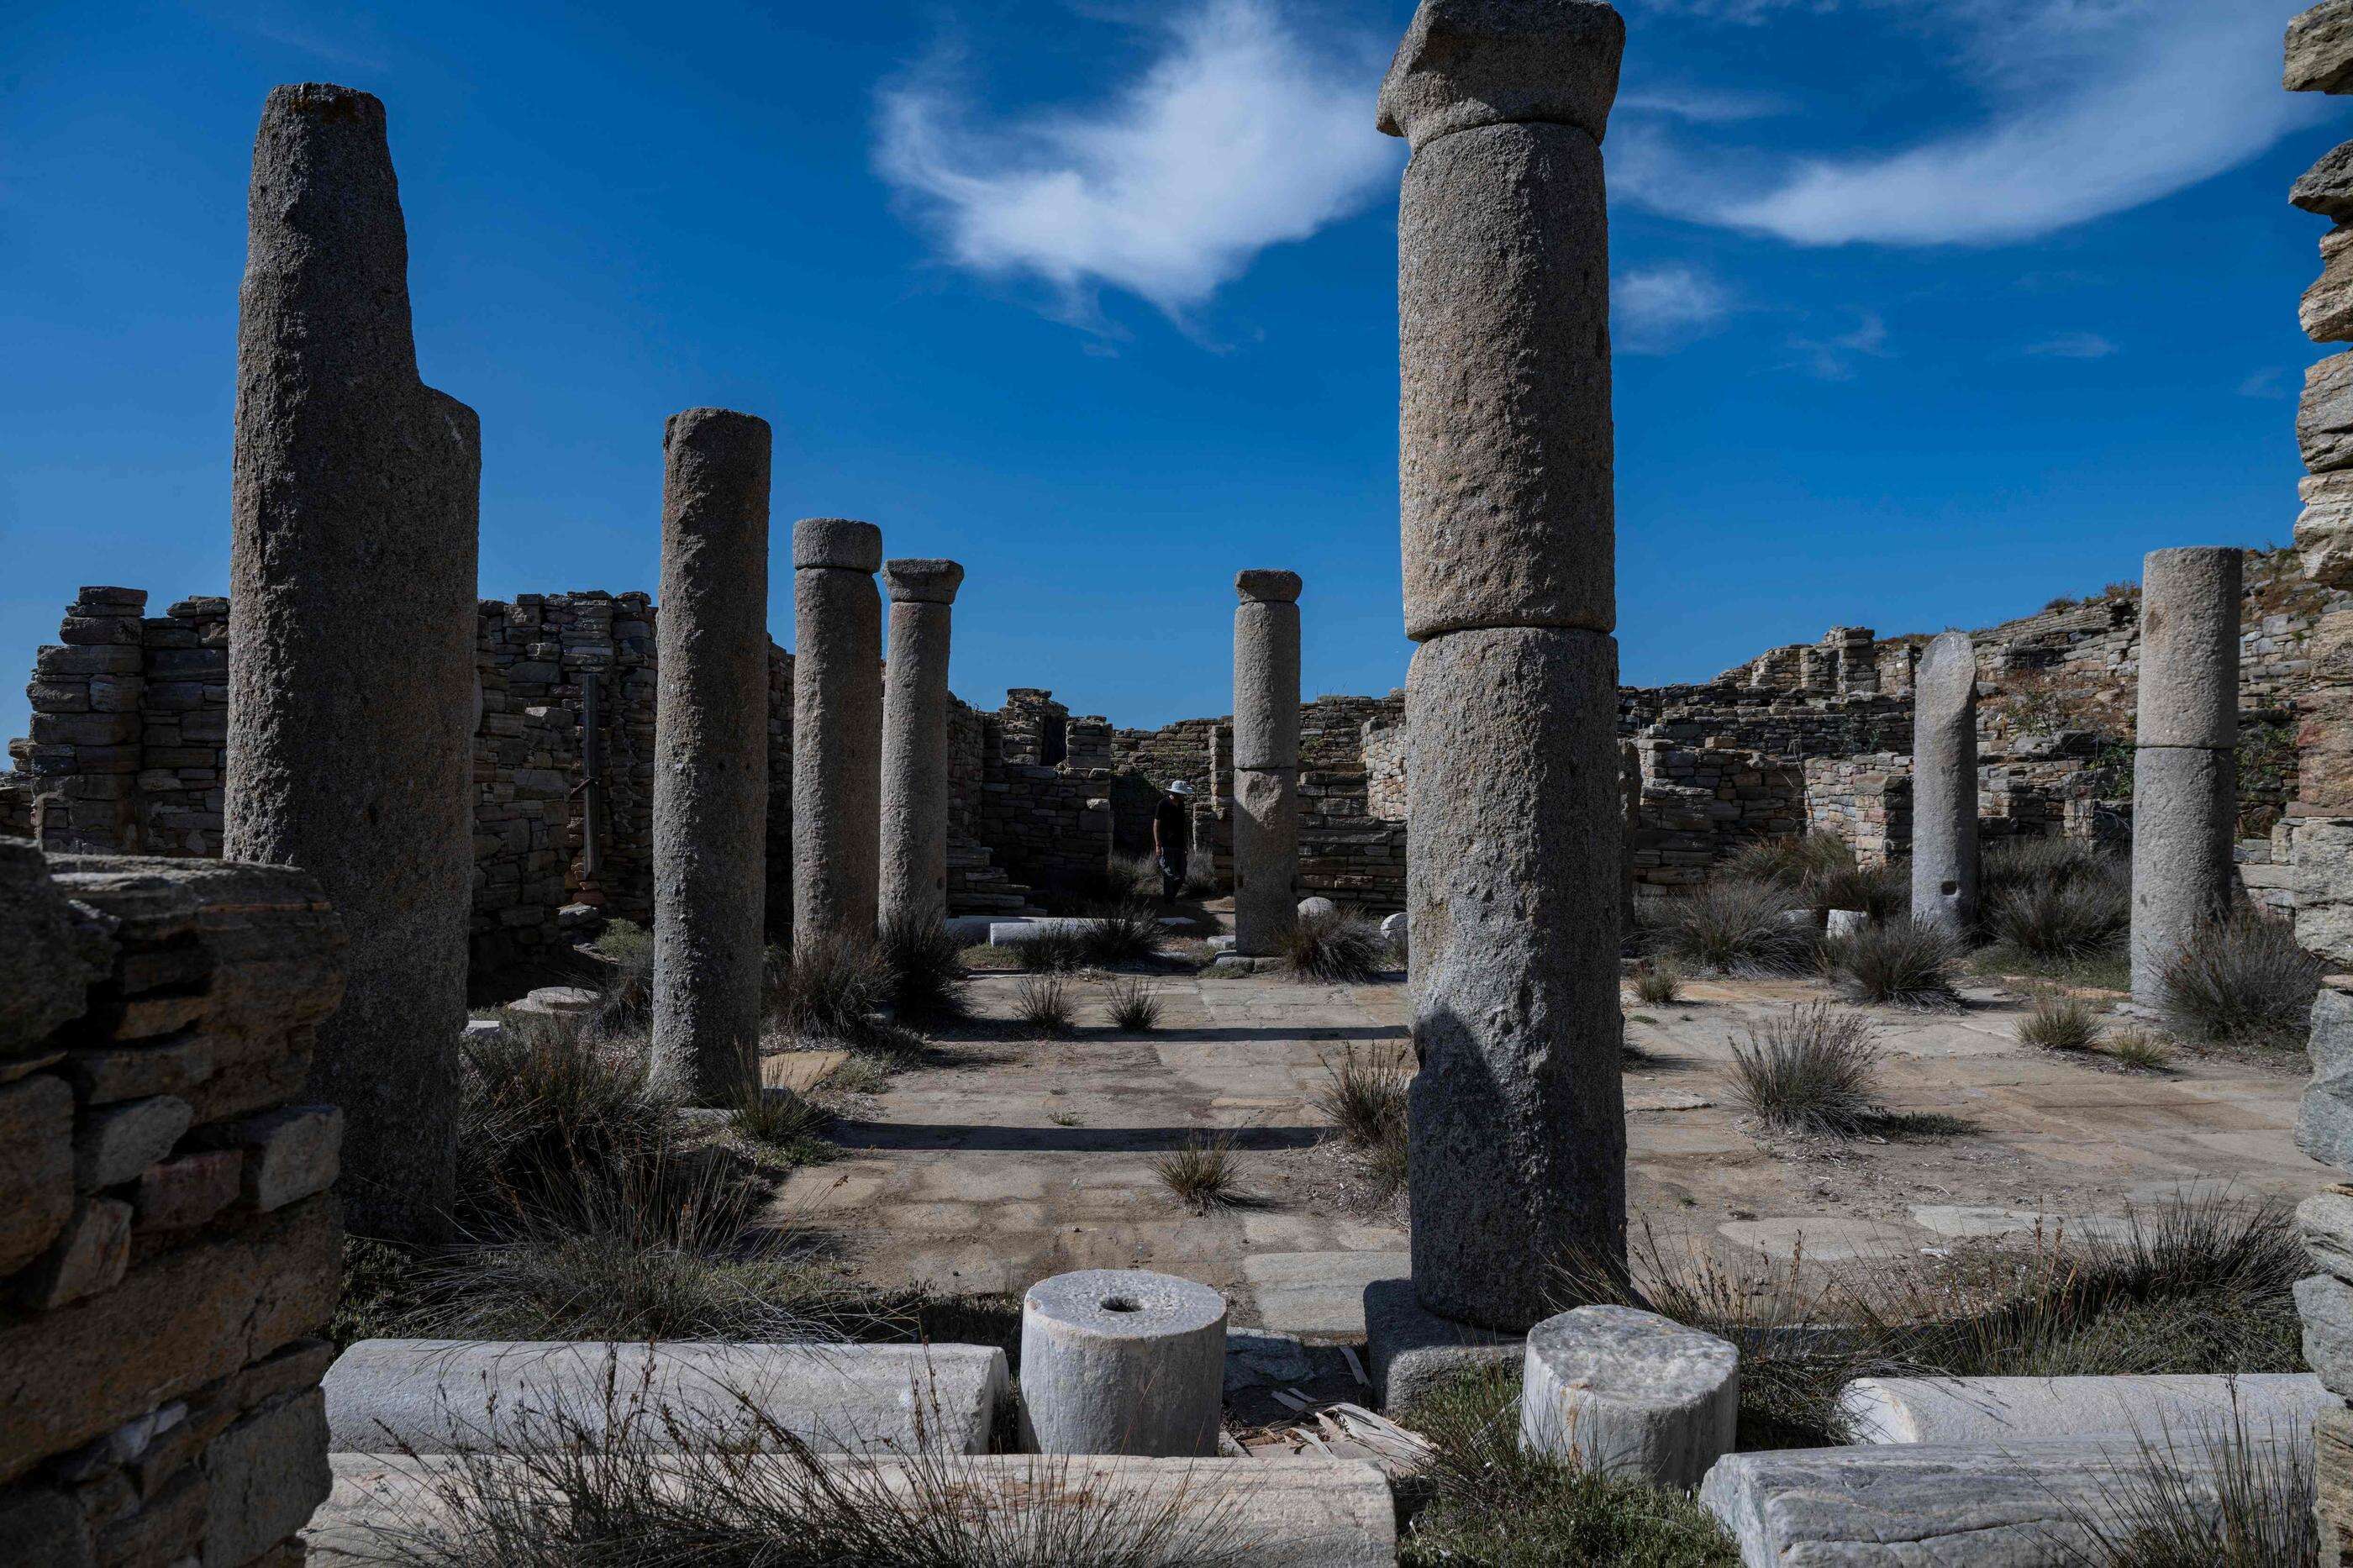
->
0, 840, 345, 1565
1628, 739, 1807, 898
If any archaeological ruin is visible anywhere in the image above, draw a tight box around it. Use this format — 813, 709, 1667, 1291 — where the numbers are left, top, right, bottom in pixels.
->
11, 2, 2353, 1563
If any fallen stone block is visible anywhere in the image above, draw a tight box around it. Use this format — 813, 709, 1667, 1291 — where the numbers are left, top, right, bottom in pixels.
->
309, 1451, 1397, 1568
1838, 1372, 2334, 1446
1702, 1434, 2312, 1566
324, 1340, 1008, 1457
1519, 1305, 1737, 1489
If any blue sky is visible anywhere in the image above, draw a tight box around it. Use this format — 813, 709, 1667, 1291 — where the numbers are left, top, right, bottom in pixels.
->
0, 0, 2340, 749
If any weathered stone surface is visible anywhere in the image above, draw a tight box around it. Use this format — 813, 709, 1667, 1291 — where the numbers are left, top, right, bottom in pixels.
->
880, 559, 963, 930
202, 1388, 331, 1567
1839, 1372, 2334, 1446
312, 1453, 1397, 1568
2300, 1271, 2353, 1397
1405, 628, 1625, 1330
1702, 1436, 2309, 1565
64, 1034, 212, 1104
133, 1149, 243, 1231
0, 1488, 90, 1568
0, 837, 101, 1052
2321, 1400, 2353, 1568
650, 408, 771, 1106
2313, 226, 2353, 343
0, 1195, 337, 1482
0, 1074, 76, 1276
1019, 1270, 1226, 1457
14, 1198, 131, 1310
232, 1103, 343, 1212
2303, 992, 2353, 1171
73, 1092, 191, 1192
224, 83, 476, 1244
2302, 469, 2353, 588
1395, 122, 1613, 642
2129, 745, 2239, 1009
1519, 1305, 1736, 1488
1233, 582, 1303, 772
2302, 1186, 2353, 1279
1908, 631, 1977, 939
793, 518, 886, 944
2289, 2, 2353, 94
2298, 144, 2353, 225
1362, 1276, 1521, 1412
2136, 548, 2243, 750
324, 1339, 1007, 1456
1232, 767, 1300, 959
1377, 0, 1624, 151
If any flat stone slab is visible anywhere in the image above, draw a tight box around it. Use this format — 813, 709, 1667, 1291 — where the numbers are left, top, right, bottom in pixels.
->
1209, 955, 1287, 977
944, 915, 997, 945
1839, 1371, 2335, 1446
310, 1453, 1398, 1568
1245, 1251, 1411, 1336
989, 918, 1098, 946
1701, 1435, 2308, 1566
505, 985, 599, 1018
324, 1339, 1008, 1456
1362, 1276, 1521, 1413
761, 1050, 850, 1093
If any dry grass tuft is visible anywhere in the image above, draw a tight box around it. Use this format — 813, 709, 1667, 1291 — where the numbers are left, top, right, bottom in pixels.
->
1013, 975, 1077, 1038
1103, 976, 1162, 1032
1642, 878, 1816, 976
1155, 1133, 1245, 1212
2159, 909, 2322, 1051
1726, 1004, 1882, 1137
2019, 991, 2103, 1052
1829, 919, 1965, 1009
1632, 960, 1682, 1006
1281, 905, 1392, 983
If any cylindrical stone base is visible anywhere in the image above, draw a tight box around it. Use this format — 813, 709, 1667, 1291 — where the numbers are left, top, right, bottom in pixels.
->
650, 408, 771, 1107
1018, 1269, 1226, 1457
1519, 1305, 1739, 1489
1405, 626, 1627, 1332
1231, 767, 1298, 957
2130, 744, 2238, 1008
792, 520, 885, 944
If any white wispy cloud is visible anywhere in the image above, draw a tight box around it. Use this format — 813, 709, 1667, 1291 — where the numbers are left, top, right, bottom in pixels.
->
1787, 312, 1891, 379
874, 0, 1396, 330
1617, 85, 1785, 124
1624, 0, 2324, 247
1615, 265, 1735, 352
1632, 0, 1838, 22
2240, 367, 2292, 399
2023, 331, 2119, 360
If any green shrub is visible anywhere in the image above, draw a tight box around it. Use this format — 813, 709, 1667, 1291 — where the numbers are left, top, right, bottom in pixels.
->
877, 912, 969, 1020
456, 1015, 676, 1225
1282, 905, 1391, 983
730, 1086, 831, 1161
2159, 910, 2322, 1050
1829, 919, 1964, 1009
1727, 1004, 1882, 1136
766, 933, 892, 1041
1010, 926, 1091, 973
1642, 878, 1815, 976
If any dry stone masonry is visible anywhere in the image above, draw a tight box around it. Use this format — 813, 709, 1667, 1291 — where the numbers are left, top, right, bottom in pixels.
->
1230, 571, 1303, 957
1382, 0, 1629, 1333
792, 519, 886, 944
2129, 548, 2242, 1010
222, 83, 476, 1244
0, 839, 345, 1567
650, 410, 771, 1106
879, 559, 966, 929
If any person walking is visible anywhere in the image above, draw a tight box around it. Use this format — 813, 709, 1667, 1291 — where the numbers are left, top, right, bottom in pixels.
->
1153, 781, 1194, 904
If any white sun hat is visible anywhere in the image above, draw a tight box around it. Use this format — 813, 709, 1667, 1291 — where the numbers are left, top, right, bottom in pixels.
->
1166, 780, 1194, 796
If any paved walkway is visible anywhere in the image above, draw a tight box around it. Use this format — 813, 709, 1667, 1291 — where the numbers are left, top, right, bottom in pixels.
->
771, 966, 2323, 1337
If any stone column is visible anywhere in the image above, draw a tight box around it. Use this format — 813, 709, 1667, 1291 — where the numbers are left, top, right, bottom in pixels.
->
2130, 547, 2242, 1008
1381, 0, 1629, 1332
224, 83, 478, 1244
650, 409, 771, 1106
792, 518, 885, 944
1232, 570, 1303, 955
879, 558, 965, 930
1909, 632, 1978, 939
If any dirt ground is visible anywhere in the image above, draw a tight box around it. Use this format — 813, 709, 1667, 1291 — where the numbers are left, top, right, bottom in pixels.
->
768, 946, 2323, 1340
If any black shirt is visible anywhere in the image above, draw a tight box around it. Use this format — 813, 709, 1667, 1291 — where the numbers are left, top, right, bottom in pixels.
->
1154, 797, 1190, 855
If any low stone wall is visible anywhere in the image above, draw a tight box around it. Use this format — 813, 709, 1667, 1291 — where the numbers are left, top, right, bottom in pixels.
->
1629, 739, 1806, 898
1803, 755, 1913, 866
0, 839, 345, 1565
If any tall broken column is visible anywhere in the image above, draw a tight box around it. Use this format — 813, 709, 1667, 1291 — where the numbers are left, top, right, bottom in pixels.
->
650, 409, 771, 1106
792, 518, 885, 944
224, 83, 478, 1244
1381, 0, 1629, 1331
1232, 570, 1303, 955
2130, 546, 2242, 1008
1909, 632, 1978, 939
879, 558, 965, 931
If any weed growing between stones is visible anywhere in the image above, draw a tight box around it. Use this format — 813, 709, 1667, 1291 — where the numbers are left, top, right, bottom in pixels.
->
2019, 991, 2104, 1052
2159, 909, 2323, 1051
1014, 974, 1076, 1038
1156, 1133, 1244, 1212
2049, 1394, 2318, 1568
1987, 877, 2129, 966
730, 1085, 833, 1163
1395, 1368, 1737, 1567
1282, 904, 1393, 983
1316, 1043, 1410, 1150
1103, 975, 1162, 1031
1829, 919, 1965, 1009
2106, 1029, 2174, 1071
766, 932, 892, 1041
1641, 879, 1814, 976
1075, 899, 1166, 967
1726, 1005, 1883, 1137
878, 912, 969, 1021
345, 1360, 1255, 1566
1632, 960, 1682, 1006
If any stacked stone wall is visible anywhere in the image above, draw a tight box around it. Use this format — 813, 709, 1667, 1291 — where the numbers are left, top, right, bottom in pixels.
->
1629, 739, 1806, 898
0, 839, 345, 1565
